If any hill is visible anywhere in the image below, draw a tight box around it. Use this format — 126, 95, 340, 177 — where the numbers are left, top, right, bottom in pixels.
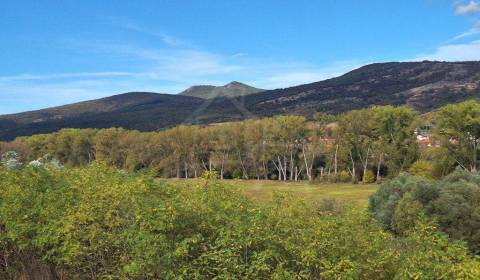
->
179, 81, 263, 99
205, 61, 480, 119
0, 92, 205, 140
1, 61, 480, 140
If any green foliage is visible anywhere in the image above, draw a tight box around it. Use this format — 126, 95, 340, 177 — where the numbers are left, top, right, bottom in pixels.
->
370, 170, 480, 253
391, 193, 424, 235
434, 100, 480, 171
337, 170, 351, 182
409, 160, 435, 179
4, 106, 421, 181
363, 170, 375, 184
369, 173, 432, 230
1, 166, 479, 279
336, 106, 418, 182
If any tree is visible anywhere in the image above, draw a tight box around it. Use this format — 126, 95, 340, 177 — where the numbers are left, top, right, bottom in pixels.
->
337, 109, 375, 182
434, 100, 480, 171
372, 106, 418, 178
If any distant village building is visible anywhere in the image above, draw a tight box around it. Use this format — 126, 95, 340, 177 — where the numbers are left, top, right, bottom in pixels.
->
415, 125, 438, 147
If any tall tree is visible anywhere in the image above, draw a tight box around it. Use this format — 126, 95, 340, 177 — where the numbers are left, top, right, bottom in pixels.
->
435, 100, 480, 171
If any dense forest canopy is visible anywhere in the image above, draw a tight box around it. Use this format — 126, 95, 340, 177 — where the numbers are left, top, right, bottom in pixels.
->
2, 100, 480, 182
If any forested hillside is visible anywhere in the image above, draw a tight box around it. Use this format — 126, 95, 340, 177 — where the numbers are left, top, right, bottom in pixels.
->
1, 61, 480, 140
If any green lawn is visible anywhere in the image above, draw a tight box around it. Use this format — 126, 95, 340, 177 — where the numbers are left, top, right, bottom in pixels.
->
232, 180, 378, 205
167, 179, 378, 206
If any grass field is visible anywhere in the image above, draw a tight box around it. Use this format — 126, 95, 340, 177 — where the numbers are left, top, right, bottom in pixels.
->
167, 179, 378, 206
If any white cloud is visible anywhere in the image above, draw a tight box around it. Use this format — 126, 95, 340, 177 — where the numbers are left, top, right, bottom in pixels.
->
454, 0, 480, 15
0, 72, 142, 83
414, 39, 480, 61
250, 61, 363, 89
231, 53, 248, 58
103, 16, 188, 47
448, 21, 480, 42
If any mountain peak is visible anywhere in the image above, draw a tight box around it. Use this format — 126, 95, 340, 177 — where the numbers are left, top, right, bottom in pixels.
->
225, 81, 244, 86
179, 82, 263, 99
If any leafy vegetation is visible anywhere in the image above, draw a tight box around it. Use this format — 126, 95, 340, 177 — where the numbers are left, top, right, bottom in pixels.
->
369, 169, 480, 254
2, 100, 480, 184
0, 105, 421, 183
1, 165, 479, 279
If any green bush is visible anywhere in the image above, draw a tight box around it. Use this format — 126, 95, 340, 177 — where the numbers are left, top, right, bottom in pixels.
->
1, 165, 479, 279
409, 160, 435, 179
363, 170, 375, 184
369, 169, 480, 254
337, 170, 351, 182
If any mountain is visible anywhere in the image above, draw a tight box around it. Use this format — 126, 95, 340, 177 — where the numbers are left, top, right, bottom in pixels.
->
179, 81, 264, 99
0, 92, 205, 140
200, 61, 480, 120
1, 61, 480, 140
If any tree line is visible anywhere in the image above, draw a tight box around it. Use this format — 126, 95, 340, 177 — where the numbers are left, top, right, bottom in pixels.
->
1, 100, 479, 181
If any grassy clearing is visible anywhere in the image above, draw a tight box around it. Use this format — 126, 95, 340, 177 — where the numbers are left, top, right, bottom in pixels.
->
166, 179, 378, 206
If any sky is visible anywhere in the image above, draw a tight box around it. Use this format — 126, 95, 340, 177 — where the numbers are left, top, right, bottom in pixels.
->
1, 0, 480, 114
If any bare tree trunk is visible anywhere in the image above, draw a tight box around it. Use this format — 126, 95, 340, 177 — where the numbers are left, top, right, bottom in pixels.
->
349, 152, 356, 181
302, 143, 314, 181
294, 165, 303, 181
184, 162, 188, 179
276, 157, 283, 180
334, 144, 339, 174
362, 146, 371, 183
262, 160, 268, 180
289, 150, 294, 181
472, 139, 478, 172
376, 153, 383, 182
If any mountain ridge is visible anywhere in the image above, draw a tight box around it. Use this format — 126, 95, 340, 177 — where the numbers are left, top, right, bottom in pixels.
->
1, 61, 480, 140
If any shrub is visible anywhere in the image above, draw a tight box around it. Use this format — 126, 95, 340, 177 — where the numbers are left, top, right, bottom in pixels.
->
369, 173, 434, 230
0, 151, 21, 170
362, 170, 375, 184
29, 153, 62, 168
409, 160, 435, 179
1, 165, 479, 279
391, 193, 424, 235
369, 169, 480, 253
337, 170, 351, 182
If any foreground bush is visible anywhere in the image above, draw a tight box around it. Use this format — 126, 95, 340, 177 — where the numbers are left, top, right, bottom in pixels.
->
1, 165, 479, 279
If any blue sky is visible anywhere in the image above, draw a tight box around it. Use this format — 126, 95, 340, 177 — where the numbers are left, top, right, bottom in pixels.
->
1, 0, 480, 114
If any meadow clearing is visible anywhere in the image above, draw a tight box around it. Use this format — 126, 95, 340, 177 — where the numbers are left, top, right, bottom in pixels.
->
166, 178, 378, 205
